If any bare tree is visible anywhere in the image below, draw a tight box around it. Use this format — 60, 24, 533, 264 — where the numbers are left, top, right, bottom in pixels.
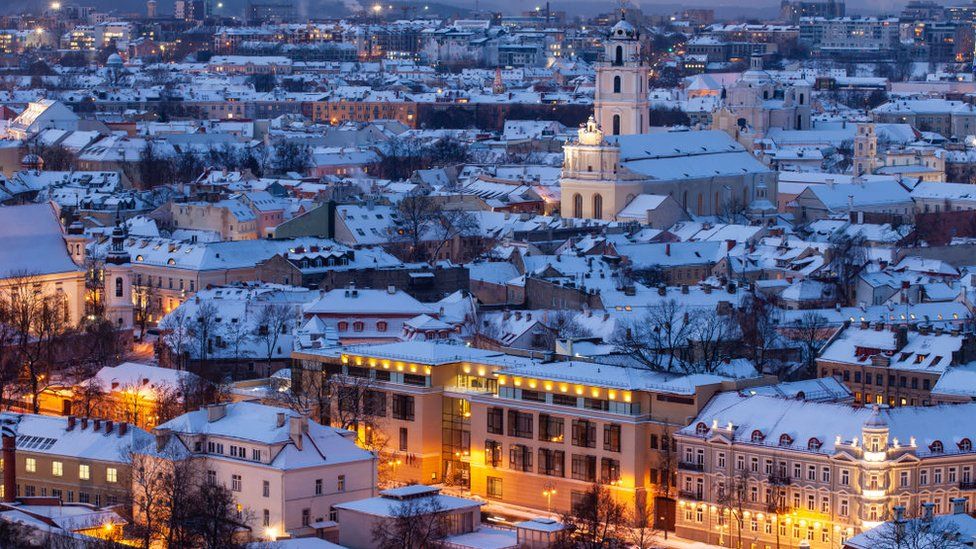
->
253, 302, 293, 375
187, 301, 219, 374
715, 469, 752, 549
5, 273, 72, 413
370, 495, 449, 549
737, 292, 783, 377
860, 512, 970, 549
628, 493, 657, 549
392, 192, 478, 264
826, 231, 866, 307
560, 482, 627, 548
791, 312, 831, 379
611, 299, 691, 372
160, 307, 191, 370
686, 309, 735, 374
133, 282, 160, 341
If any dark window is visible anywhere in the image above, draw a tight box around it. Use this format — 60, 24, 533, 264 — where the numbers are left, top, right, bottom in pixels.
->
485, 440, 502, 467
571, 454, 597, 482
521, 390, 545, 403
364, 390, 386, 416
601, 458, 621, 482
613, 75, 621, 93
392, 395, 415, 421
572, 419, 597, 448
539, 448, 565, 477
552, 394, 577, 407
604, 424, 621, 452
539, 414, 565, 443
507, 410, 533, 438
509, 444, 532, 472
399, 427, 408, 451
584, 398, 609, 411
403, 373, 426, 386
649, 434, 659, 449
487, 407, 504, 435
487, 476, 502, 498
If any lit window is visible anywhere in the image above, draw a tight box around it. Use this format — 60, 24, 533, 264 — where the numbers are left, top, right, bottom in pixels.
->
106, 468, 117, 483
79, 464, 90, 480
52, 461, 63, 477
25, 458, 36, 473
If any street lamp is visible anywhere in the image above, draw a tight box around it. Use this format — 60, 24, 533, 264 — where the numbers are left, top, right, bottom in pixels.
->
542, 482, 557, 515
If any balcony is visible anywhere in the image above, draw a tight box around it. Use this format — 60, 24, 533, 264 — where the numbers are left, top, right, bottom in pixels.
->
678, 461, 704, 472
960, 481, 976, 490
768, 475, 792, 486
679, 490, 704, 501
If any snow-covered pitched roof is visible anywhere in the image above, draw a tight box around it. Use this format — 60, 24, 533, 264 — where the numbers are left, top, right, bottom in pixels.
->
0, 202, 80, 278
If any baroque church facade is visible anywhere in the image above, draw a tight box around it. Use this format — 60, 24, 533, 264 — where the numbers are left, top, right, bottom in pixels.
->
560, 18, 777, 221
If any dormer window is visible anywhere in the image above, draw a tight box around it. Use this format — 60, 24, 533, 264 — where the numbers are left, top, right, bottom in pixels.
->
695, 422, 709, 435
960, 439, 972, 452
751, 430, 764, 443
779, 434, 793, 447
930, 440, 944, 454
808, 438, 822, 451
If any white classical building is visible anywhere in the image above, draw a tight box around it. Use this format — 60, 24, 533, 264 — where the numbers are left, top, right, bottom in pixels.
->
152, 402, 377, 540
559, 17, 776, 221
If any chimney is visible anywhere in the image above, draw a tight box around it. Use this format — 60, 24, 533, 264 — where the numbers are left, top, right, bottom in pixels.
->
922, 502, 935, 521
66, 416, 76, 431
387, 285, 396, 295
874, 322, 884, 332
105, 420, 113, 434
276, 412, 286, 428
860, 319, 870, 330
893, 504, 907, 538
2, 417, 19, 503
154, 429, 171, 452
118, 422, 128, 437
289, 416, 307, 451
896, 325, 908, 350
81, 418, 88, 430
206, 404, 227, 423
94, 419, 102, 431
952, 497, 968, 515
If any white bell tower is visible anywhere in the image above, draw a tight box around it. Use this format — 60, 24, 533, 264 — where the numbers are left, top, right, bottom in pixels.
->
594, 13, 649, 136
103, 220, 134, 330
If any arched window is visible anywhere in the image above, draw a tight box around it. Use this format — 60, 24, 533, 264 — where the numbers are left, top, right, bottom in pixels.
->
930, 440, 944, 453
751, 430, 764, 443
115, 276, 123, 298
353, 321, 364, 332
337, 321, 348, 332
376, 321, 388, 332
612, 114, 621, 135
807, 438, 822, 451
613, 75, 621, 94
573, 193, 583, 218
779, 434, 793, 447
799, 92, 805, 105
960, 439, 972, 451
614, 45, 623, 65
593, 194, 603, 219
695, 422, 709, 435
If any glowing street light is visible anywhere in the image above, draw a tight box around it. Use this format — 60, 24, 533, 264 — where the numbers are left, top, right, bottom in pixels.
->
51, 1, 61, 9
542, 482, 557, 514
372, 4, 382, 13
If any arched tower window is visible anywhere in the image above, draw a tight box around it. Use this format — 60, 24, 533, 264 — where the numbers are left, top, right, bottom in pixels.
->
573, 193, 583, 218
614, 45, 623, 65
613, 75, 621, 94
593, 194, 603, 219
612, 114, 620, 135
115, 276, 123, 298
